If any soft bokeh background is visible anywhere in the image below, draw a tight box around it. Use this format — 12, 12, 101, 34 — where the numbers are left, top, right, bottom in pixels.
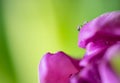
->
0, 0, 120, 83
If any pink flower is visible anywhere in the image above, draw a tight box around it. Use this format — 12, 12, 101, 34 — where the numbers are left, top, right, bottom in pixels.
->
39, 11, 120, 83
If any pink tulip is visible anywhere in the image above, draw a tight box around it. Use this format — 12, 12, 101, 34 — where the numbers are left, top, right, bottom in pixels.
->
39, 11, 120, 83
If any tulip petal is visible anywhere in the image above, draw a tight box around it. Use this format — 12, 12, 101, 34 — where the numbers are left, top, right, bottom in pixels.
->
78, 11, 120, 48
104, 42, 120, 61
99, 61, 120, 83
80, 41, 107, 66
99, 43, 120, 83
70, 64, 101, 83
39, 51, 80, 83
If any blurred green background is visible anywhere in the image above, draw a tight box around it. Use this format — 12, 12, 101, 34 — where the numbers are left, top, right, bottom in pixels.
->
0, 0, 120, 83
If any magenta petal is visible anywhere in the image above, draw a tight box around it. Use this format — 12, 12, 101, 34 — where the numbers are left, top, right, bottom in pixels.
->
104, 42, 120, 61
78, 11, 120, 48
70, 64, 101, 83
80, 43, 107, 66
85, 40, 109, 56
99, 61, 120, 83
99, 43, 120, 83
39, 51, 80, 83
79, 38, 110, 66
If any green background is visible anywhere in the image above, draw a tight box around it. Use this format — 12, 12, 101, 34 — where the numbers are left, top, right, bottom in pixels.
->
0, 0, 120, 83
